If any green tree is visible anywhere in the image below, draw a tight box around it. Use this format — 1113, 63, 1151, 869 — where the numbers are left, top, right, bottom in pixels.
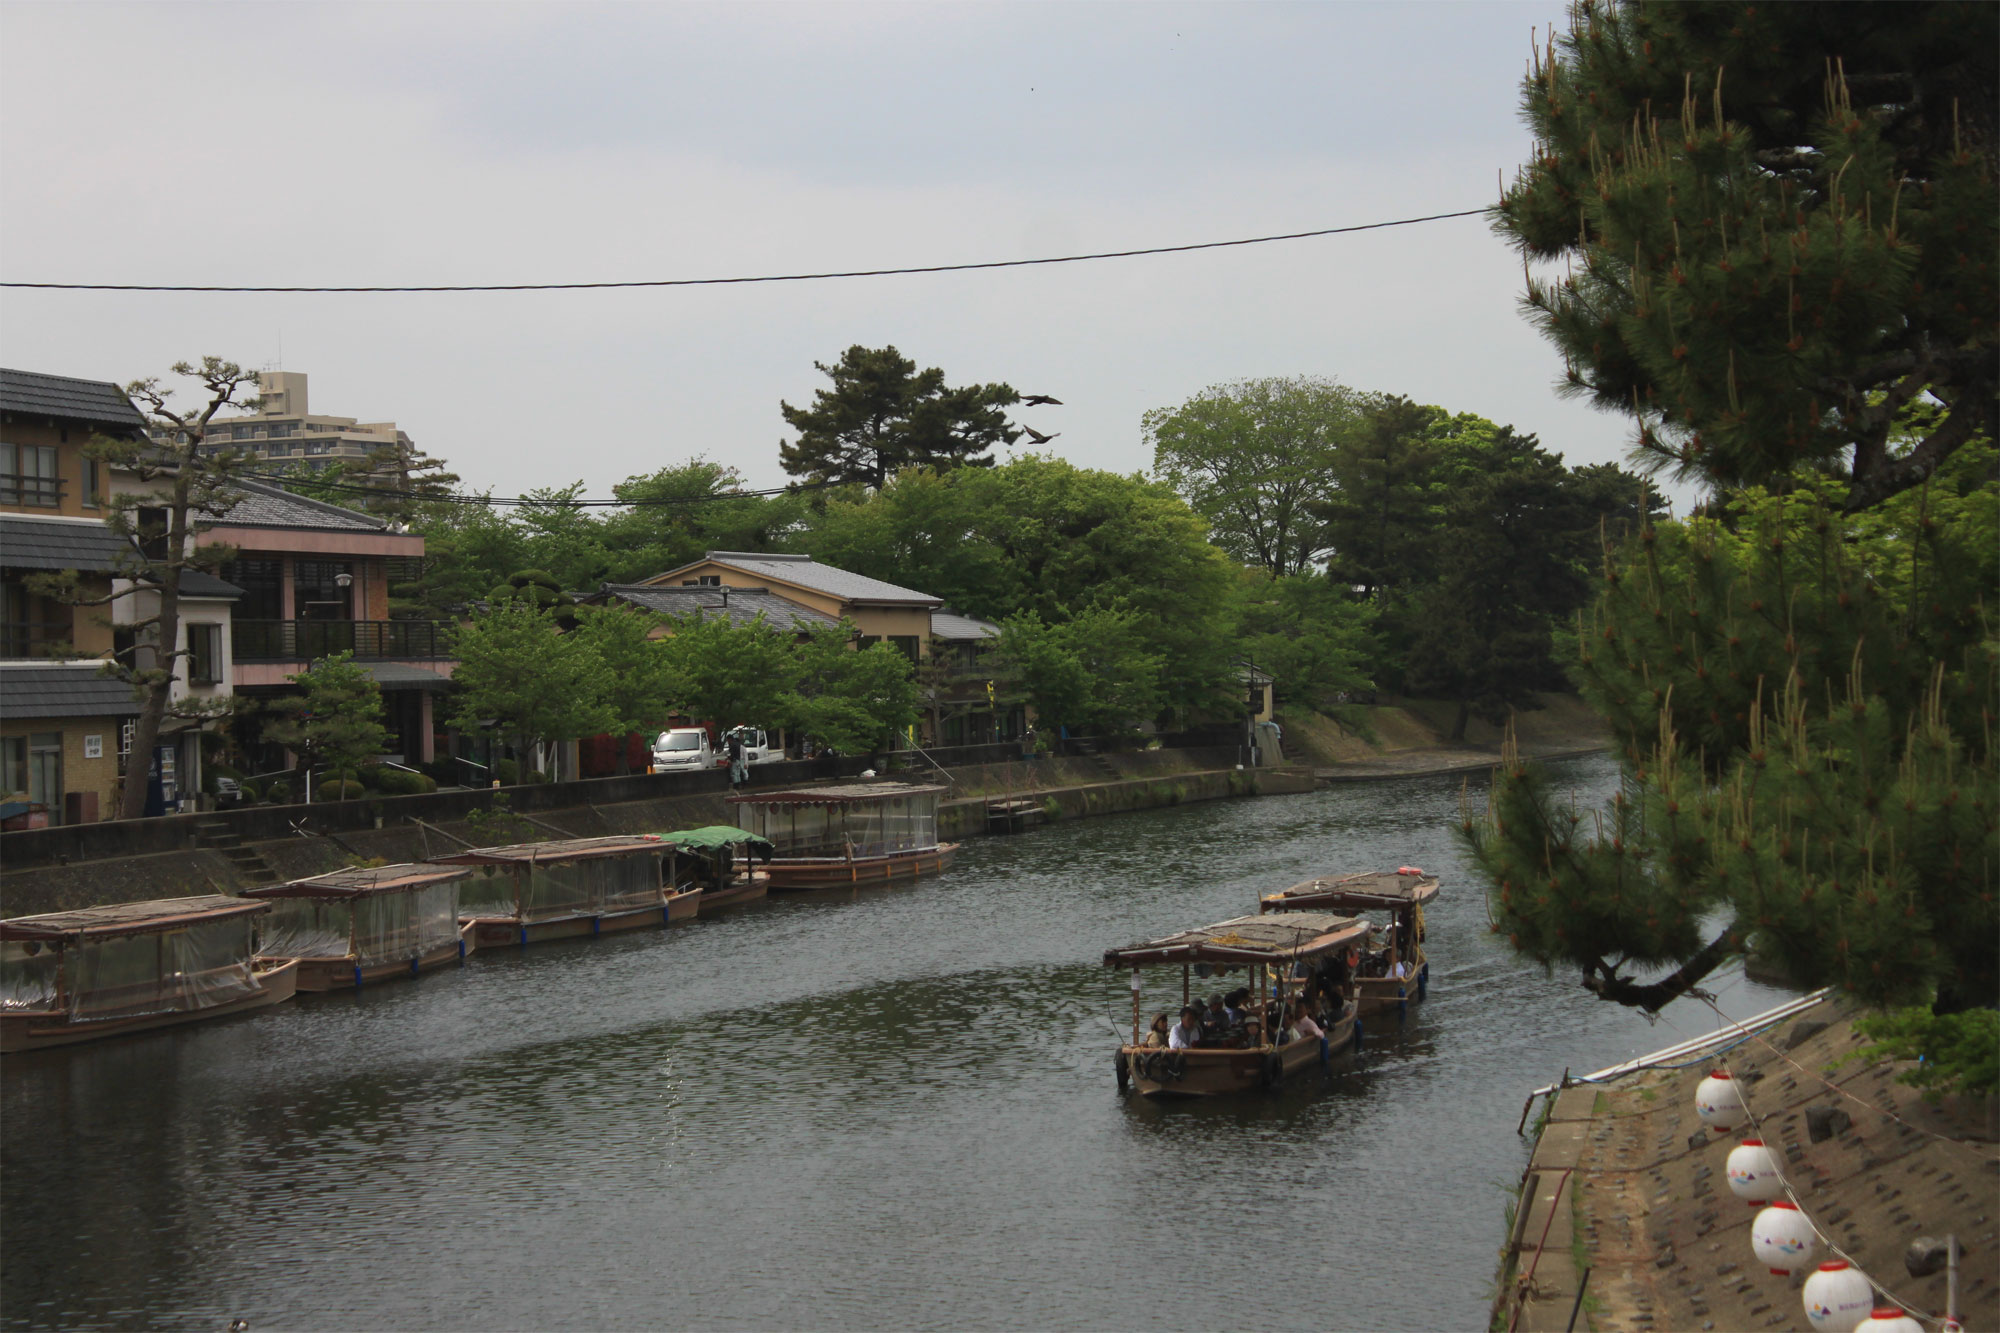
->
1145, 376, 1366, 577
779, 345, 1021, 489
26, 358, 263, 819
598, 459, 806, 581
1234, 572, 1378, 709
1471, 1, 1999, 1067
395, 495, 526, 619
1498, 0, 1996, 511
786, 626, 920, 754
514, 483, 614, 593
997, 608, 1164, 737
568, 605, 678, 773
260, 651, 388, 797
659, 613, 800, 735
1314, 395, 1445, 610
449, 600, 615, 777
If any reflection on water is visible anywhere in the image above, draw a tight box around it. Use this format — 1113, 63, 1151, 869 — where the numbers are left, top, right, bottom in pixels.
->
0, 755, 1794, 1330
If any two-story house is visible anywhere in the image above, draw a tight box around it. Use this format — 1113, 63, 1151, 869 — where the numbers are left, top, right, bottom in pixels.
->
211, 481, 453, 771
635, 552, 942, 663
0, 369, 155, 822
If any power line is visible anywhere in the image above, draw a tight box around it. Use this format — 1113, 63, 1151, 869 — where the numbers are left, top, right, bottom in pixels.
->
3, 209, 1488, 294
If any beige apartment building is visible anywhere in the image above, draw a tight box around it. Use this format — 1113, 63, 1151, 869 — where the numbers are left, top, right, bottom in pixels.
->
191, 371, 415, 474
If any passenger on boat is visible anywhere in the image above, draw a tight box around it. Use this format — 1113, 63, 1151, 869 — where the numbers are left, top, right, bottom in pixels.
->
1204, 994, 1228, 1038
1168, 1006, 1202, 1050
1222, 989, 1247, 1028
1292, 999, 1324, 1043
1140, 1012, 1172, 1047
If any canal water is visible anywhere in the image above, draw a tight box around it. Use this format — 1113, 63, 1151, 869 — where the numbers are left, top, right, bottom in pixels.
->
0, 754, 1793, 1330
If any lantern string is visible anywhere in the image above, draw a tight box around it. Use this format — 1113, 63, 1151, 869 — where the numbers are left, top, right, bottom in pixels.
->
1650, 998, 1967, 1328
1695, 993, 1993, 1162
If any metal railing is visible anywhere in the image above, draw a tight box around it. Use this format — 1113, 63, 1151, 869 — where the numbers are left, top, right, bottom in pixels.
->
230, 619, 451, 662
0, 620, 75, 658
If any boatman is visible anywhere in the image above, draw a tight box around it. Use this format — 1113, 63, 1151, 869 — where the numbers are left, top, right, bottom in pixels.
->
1167, 1005, 1202, 1050
726, 730, 748, 787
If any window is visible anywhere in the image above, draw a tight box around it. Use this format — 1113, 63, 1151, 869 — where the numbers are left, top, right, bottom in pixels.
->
231, 425, 251, 441
81, 457, 101, 508
0, 442, 61, 506
187, 623, 222, 684
1, 736, 24, 795
294, 560, 353, 619
269, 422, 296, 438
888, 636, 921, 664
222, 559, 283, 621
680, 575, 722, 587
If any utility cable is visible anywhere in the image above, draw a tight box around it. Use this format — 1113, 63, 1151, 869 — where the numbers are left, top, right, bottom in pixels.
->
2, 208, 1488, 294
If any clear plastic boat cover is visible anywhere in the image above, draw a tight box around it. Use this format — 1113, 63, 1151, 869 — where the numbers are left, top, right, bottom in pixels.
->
0, 941, 60, 1012
745, 791, 939, 857
258, 882, 462, 966
521, 853, 662, 922
67, 917, 260, 1022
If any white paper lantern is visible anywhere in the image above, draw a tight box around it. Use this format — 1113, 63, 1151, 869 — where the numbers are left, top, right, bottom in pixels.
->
1695, 1069, 1747, 1132
1854, 1308, 1925, 1333
1803, 1261, 1876, 1333
1750, 1200, 1818, 1274
1726, 1138, 1782, 1205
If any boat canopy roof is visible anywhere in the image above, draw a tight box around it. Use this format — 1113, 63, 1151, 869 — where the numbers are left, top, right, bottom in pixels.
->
1103, 912, 1369, 968
654, 824, 773, 852
241, 862, 475, 900
1261, 870, 1438, 913
430, 835, 667, 867
728, 782, 945, 806
0, 894, 268, 942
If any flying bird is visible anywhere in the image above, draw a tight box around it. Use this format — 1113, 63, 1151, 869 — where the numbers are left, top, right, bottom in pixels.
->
1020, 395, 1063, 406
1020, 426, 1062, 445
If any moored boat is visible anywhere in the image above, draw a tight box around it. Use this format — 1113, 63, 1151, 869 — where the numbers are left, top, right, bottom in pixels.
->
657, 825, 773, 909
0, 895, 298, 1053
434, 835, 696, 948
727, 782, 957, 890
1259, 869, 1437, 1020
242, 862, 479, 991
1103, 911, 1370, 1098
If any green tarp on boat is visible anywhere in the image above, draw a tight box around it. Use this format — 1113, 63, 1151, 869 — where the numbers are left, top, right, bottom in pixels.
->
655, 825, 773, 856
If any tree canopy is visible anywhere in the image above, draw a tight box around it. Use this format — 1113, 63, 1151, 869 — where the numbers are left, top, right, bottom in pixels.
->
1145, 376, 1365, 578
779, 345, 1022, 489
1497, 0, 1997, 511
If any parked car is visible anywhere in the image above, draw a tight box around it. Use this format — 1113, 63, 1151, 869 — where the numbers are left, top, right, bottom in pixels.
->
651, 728, 713, 771
721, 726, 777, 766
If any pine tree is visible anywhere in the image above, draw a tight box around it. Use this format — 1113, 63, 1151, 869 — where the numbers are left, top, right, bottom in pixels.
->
779, 345, 1021, 489
1498, 0, 1996, 511
260, 651, 389, 798
1472, 1, 1999, 1033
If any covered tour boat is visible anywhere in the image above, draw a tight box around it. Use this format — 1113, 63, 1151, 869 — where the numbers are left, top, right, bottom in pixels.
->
242, 863, 479, 991
726, 782, 956, 890
1102, 911, 1370, 1098
435, 835, 696, 948
0, 896, 298, 1052
657, 825, 773, 909
1260, 869, 1436, 1020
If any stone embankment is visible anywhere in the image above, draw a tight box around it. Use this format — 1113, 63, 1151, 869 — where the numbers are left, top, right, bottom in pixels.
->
1496, 1003, 1999, 1333
1280, 692, 1613, 784
0, 748, 1313, 918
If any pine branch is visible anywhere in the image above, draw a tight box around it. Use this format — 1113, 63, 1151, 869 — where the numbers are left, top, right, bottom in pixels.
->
1581, 928, 1736, 1012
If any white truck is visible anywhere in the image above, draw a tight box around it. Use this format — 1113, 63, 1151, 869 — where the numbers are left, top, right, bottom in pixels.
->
722, 727, 777, 765
651, 728, 713, 771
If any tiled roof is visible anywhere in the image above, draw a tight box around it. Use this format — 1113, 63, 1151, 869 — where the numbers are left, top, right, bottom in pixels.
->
205, 479, 387, 533
0, 514, 132, 573
602, 584, 841, 633
0, 664, 143, 720
680, 551, 941, 607
932, 608, 1000, 641
0, 368, 149, 432
173, 570, 245, 599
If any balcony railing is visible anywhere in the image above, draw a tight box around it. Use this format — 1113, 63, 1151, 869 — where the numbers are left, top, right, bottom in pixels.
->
0, 474, 63, 508
231, 619, 451, 662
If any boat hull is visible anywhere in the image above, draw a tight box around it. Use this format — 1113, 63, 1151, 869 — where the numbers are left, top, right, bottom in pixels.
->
285, 925, 478, 993
1118, 1012, 1357, 1098
695, 873, 769, 910
1351, 964, 1427, 1021
0, 959, 300, 1054
462, 890, 699, 950
764, 844, 958, 891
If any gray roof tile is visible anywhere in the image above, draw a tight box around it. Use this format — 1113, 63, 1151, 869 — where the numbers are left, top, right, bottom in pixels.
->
0, 368, 149, 431
173, 570, 244, 599
602, 584, 841, 633
0, 514, 132, 573
0, 665, 143, 720
683, 551, 940, 606
205, 479, 387, 533
932, 608, 1000, 641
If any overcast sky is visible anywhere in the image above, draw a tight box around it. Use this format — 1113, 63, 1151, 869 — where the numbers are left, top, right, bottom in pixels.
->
3, 1, 1656, 505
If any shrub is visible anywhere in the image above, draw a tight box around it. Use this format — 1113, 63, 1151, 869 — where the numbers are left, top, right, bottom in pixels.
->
314, 779, 365, 801
369, 767, 437, 796
525, 769, 551, 784
494, 758, 520, 785
263, 780, 291, 804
